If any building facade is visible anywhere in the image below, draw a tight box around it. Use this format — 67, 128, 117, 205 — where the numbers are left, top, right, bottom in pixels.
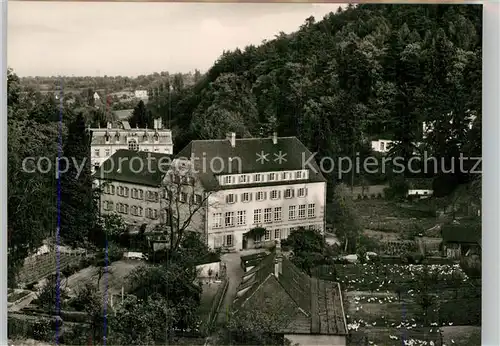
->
90, 119, 173, 173
94, 150, 172, 227
171, 133, 327, 251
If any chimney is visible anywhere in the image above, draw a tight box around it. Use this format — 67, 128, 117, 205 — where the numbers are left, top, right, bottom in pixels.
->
274, 240, 282, 277
226, 132, 236, 148
272, 132, 278, 145
107, 122, 112, 129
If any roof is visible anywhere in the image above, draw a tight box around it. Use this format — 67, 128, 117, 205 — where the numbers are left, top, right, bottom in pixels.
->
113, 109, 134, 120
176, 136, 326, 191
441, 220, 481, 244
233, 251, 347, 336
94, 149, 173, 187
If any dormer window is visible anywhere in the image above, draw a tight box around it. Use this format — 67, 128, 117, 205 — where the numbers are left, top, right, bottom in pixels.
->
115, 131, 120, 142
154, 133, 159, 142
128, 139, 139, 151
104, 132, 110, 143
143, 132, 148, 141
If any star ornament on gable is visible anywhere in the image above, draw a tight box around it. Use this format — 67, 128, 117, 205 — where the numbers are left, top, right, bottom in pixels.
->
256, 151, 270, 164
274, 151, 287, 164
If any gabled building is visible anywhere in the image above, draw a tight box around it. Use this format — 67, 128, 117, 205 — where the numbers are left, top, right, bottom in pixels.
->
441, 221, 481, 259
90, 119, 173, 173
94, 149, 172, 226
170, 132, 327, 251
233, 243, 348, 345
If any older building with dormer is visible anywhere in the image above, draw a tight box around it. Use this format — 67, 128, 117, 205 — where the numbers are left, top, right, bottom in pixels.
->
90, 119, 173, 173
94, 149, 173, 227
169, 132, 327, 251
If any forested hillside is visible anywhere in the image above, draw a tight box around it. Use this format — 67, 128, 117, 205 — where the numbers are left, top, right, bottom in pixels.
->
147, 4, 481, 180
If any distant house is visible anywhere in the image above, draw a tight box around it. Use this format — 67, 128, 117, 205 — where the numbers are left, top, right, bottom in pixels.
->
406, 178, 433, 199
233, 243, 348, 345
134, 90, 148, 100
441, 221, 481, 259
371, 139, 394, 153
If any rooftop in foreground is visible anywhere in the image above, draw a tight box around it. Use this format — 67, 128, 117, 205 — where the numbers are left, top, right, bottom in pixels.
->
233, 249, 348, 336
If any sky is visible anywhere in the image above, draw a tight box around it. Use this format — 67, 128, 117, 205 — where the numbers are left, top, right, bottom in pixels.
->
8, 2, 346, 77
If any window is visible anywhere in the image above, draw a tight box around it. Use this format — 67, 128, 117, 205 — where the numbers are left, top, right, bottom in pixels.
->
223, 176, 233, 185
153, 209, 158, 219
264, 230, 271, 241
225, 234, 233, 247
226, 193, 237, 204
117, 186, 123, 196
146, 208, 151, 218
131, 188, 137, 199
274, 229, 281, 240
268, 173, 276, 181
154, 148, 159, 152
270, 190, 280, 200
124, 187, 129, 197
264, 208, 272, 224
380, 142, 385, 151
237, 211, 246, 226
131, 206, 137, 216
213, 213, 222, 228
289, 206, 296, 220
180, 192, 187, 203
298, 205, 306, 219
214, 235, 223, 249
241, 192, 251, 202
105, 149, 111, 157
239, 175, 248, 183
282, 172, 289, 180
138, 189, 143, 199
284, 188, 294, 199
254, 209, 262, 224
298, 188, 307, 197
274, 207, 282, 222
254, 174, 261, 182
225, 212, 235, 227
147, 191, 158, 201
94, 149, 100, 157
110, 185, 115, 195
256, 191, 266, 201
94, 163, 100, 171
308, 204, 316, 218
194, 194, 202, 205
295, 171, 303, 179
138, 207, 143, 216
128, 139, 139, 151
123, 204, 129, 214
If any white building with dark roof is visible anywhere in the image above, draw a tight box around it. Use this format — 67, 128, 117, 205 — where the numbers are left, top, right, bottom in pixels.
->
89, 118, 173, 173
168, 132, 327, 251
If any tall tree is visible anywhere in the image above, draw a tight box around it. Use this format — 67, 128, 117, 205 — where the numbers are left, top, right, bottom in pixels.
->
60, 113, 97, 246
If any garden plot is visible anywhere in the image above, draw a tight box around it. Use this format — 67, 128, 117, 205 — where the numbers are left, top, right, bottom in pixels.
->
339, 263, 479, 346
336, 263, 469, 292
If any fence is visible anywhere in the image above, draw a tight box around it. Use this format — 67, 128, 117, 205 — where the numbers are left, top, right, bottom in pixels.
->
200, 278, 229, 336
17, 250, 86, 285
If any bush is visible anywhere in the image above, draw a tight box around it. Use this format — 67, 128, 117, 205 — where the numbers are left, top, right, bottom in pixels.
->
377, 192, 383, 199
32, 319, 53, 341
370, 193, 376, 199
107, 241, 124, 262
357, 194, 362, 200
401, 252, 425, 264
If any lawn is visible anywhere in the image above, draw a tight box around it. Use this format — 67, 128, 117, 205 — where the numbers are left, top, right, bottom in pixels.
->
66, 259, 144, 295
